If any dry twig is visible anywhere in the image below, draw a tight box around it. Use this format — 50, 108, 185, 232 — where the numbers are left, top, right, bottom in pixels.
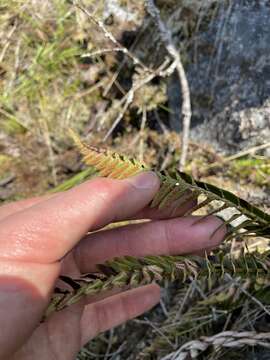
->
74, 1, 178, 142
162, 331, 270, 360
102, 59, 176, 141
145, 0, 192, 171
203, 142, 270, 171
74, 0, 149, 71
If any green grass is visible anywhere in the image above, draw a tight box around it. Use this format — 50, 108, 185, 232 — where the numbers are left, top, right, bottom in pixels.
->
0, 0, 103, 139
50, 167, 97, 192
230, 157, 270, 186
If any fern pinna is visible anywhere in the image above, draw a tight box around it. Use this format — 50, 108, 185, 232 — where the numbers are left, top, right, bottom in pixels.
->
44, 131, 270, 319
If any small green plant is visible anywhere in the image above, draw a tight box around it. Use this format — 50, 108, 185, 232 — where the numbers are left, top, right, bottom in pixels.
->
50, 167, 97, 193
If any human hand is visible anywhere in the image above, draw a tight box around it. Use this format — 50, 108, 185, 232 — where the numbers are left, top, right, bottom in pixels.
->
0, 172, 226, 359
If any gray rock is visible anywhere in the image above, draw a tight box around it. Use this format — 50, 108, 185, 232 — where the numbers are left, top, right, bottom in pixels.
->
180, 0, 270, 154
102, 0, 270, 155
103, 0, 139, 25
193, 99, 270, 154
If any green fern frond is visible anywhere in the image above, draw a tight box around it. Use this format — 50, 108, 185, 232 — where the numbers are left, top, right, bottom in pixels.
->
45, 251, 270, 320
70, 130, 270, 240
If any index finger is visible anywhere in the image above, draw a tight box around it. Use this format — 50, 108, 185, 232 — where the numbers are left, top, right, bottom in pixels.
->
0, 172, 160, 264
0, 195, 54, 222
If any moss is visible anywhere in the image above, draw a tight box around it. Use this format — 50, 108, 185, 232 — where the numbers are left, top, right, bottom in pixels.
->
229, 157, 270, 186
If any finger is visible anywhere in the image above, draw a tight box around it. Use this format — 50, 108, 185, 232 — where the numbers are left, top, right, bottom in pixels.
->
0, 187, 194, 224
75, 216, 226, 273
0, 195, 54, 222
80, 284, 160, 345
0, 172, 160, 263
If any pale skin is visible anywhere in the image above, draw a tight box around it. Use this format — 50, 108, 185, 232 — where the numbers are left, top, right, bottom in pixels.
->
0, 172, 226, 359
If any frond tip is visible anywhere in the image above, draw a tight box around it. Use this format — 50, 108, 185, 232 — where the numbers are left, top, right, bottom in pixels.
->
69, 128, 148, 179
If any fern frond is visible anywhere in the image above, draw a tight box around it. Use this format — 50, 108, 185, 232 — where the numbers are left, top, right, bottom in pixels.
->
70, 131, 270, 240
69, 129, 147, 179
44, 251, 270, 319
44, 133, 270, 321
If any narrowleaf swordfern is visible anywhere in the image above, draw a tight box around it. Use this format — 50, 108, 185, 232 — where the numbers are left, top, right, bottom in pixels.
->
44, 131, 270, 319
69, 130, 270, 240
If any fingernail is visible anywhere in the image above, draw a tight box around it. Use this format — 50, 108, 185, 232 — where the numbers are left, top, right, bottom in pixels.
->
126, 171, 160, 190
193, 216, 227, 243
